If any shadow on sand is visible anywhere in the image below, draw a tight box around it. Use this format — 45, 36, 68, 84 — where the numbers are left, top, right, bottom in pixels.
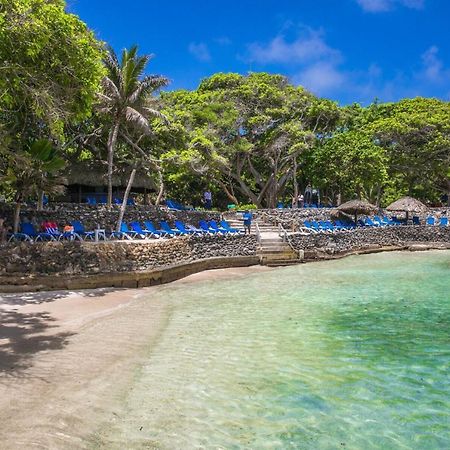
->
0, 287, 127, 375
0, 309, 74, 375
0, 287, 125, 306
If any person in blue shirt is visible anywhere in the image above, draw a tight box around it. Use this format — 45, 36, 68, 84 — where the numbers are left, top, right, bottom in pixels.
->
243, 210, 253, 234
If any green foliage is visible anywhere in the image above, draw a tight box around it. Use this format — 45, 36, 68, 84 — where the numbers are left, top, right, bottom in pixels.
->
0, 0, 105, 139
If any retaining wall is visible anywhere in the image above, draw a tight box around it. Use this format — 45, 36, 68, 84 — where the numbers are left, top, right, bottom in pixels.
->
289, 226, 450, 258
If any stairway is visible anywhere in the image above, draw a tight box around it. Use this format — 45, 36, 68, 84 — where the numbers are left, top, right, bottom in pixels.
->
224, 212, 302, 266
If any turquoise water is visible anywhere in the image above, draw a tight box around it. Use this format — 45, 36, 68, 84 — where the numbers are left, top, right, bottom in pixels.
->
96, 251, 450, 449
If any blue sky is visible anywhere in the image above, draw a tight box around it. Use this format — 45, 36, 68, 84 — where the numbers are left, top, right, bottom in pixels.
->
68, 0, 450, 105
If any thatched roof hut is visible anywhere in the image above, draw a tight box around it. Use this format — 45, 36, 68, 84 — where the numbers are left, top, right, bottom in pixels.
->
64, 161, 155, 202
386, 196, 427, 221
337, 199, 378, 224
66, 162, 155, 190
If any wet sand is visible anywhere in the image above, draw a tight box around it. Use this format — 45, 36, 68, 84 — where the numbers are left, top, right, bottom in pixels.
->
0, 265, 270, 449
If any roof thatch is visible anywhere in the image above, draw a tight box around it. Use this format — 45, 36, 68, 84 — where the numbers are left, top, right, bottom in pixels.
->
386, 196, 428, 213
65, 162, 155, 190
337, 199, 378, 215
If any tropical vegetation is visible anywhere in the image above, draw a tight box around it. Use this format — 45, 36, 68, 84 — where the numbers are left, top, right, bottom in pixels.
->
0, 0, 449, 215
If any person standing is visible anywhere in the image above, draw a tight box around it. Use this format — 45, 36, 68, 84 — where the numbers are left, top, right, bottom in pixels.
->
243, 210, 253, 234
0, 217, 8, 243
298, 194, 304, 208
204, 190, 212, 209
304, 183, 312, 204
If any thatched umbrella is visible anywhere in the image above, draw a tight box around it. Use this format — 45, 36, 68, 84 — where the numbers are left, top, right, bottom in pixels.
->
337, 199, 378, 225
386, 196, 427, 222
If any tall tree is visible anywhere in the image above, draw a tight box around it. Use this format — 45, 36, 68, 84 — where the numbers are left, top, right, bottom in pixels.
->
1, 140, 66, 232
98, 45, 169, 208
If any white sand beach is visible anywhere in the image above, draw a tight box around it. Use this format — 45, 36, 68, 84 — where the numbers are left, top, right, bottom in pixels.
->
0, 266, 270, 449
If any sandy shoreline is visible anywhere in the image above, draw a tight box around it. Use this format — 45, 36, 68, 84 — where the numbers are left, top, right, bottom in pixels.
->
0, 265, 270, 449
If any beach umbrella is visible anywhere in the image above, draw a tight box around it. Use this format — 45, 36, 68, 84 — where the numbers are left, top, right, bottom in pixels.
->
337, 199, 378, 225
386, 196, 428, 222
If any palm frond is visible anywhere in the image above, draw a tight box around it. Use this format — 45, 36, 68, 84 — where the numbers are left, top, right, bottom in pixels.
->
128, 75, 169, 104
125, 107, 150, 131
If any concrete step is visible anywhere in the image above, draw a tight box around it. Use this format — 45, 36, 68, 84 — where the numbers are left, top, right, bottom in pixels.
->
264, 259, 303, 267
258, 252, 298, 260
258, 245, 293, 252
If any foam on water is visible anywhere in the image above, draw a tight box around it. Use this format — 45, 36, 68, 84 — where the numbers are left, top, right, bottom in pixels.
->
91, 251, 450, 449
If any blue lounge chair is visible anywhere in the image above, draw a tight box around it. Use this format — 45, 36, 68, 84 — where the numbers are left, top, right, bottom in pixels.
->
71, 221, 96, 240
160, 221, 183, 236
174, 220, 197, 235
17, 223, 55, 241
375, 216, 386, 226
439, 217, 448, 227
319, 220, 335, 232
334, 220, 355, 230
412, 216, 421, 225
143, 221, 166, 237
110, 223, 142, 240
365, 217, 380, 227
426, 216, 435, 226
209, 220, 229, 233
199, 220, 219, 234
220, 220, 241, 233
86, 196, 97, 205
186, 224, 207, 234
130, 221, 160, 239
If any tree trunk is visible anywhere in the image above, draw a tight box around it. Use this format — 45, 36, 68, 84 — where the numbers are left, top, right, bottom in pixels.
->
155, 167, 164, 206
217, 180, 239, 205
13, 200, 22, 234
107, 122, 120, 209
292, 158, 298, 208
37, 191, 44, 211
116, 168, 136, 232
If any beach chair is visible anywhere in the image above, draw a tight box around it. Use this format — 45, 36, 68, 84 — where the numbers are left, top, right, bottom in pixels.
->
365, 217, 380, 227
71, 221, 96, 240
143, 221, 167, 237
412, 216, 421, 226
186, 224, 208, 235
319, 220, 335, 232
426, 216, 435, 226
373, 216, 388, 226
199, 220, 219, 234
174, 220, 197, 235
160, 221, 183, 236
130, 221, 160, 239
220, 220, 241, 233
334, 220, 354, 230
110, 222, 142, 240
21, 223, 55, 241
439, 217, 448, 227
209, 220, 229, 234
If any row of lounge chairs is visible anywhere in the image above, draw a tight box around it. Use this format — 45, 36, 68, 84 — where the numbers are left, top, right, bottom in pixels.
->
8, 220, 242, 242
303, 215, 448, 233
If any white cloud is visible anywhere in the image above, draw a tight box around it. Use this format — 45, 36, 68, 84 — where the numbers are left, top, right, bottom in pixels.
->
246, 29, 341, 65
188, 42, 211, 62
356, 0, 424, 12
421, 46, 444, 82
293, 62, 346, 94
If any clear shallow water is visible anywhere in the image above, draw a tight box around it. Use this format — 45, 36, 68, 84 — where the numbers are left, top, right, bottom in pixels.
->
94, 251, 450, 449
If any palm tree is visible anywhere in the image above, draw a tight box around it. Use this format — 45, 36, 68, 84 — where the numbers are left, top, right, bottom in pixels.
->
98, 45, 169, 208
1, 139, 66, 233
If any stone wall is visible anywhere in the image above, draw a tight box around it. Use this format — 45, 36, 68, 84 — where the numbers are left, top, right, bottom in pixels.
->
256, 207, 450, 228
0, 203, 221, 232
289, 226, 450, 257
0, 234, 257, 276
